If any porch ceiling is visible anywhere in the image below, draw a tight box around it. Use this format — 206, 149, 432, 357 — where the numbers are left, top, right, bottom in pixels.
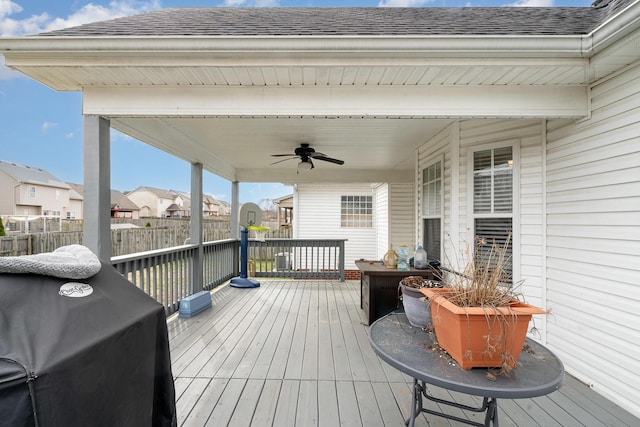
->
2, 4, 640, 185
110, 116, 454, 184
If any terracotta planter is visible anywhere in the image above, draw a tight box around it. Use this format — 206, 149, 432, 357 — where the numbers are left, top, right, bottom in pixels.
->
420, 287, 545, 370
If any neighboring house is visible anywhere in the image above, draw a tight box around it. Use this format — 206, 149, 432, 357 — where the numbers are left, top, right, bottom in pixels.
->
273, 194, 293, 228
3, 1, 640, 418
203, 196, 231, 216
203, 195, 219, 216
110, 190, 141, 219
0, 160, 78, 219
68, 183, 140, 219
126, 187, 225, 218
67, 188, 83, 220
125, 186, 186, 218
171, 191, 191, 217
217, 200, 231, 216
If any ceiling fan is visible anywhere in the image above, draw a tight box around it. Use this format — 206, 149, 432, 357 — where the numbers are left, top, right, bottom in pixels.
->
271, 143, 345, 173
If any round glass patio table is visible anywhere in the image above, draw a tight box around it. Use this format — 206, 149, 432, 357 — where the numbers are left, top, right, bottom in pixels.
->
369, 311, 564, 427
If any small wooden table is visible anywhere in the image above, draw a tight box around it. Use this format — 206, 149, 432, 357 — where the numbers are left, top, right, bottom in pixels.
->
355, 260, 439, 325
369, 311, 565, 427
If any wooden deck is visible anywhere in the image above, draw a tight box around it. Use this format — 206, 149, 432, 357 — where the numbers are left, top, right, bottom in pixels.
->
168, 280, 638, 426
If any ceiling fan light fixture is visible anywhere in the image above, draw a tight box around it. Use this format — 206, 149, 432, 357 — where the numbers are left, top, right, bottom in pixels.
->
297, 159, 313, 173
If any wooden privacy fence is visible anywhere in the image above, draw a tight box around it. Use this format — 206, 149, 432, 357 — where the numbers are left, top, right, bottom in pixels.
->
0, 224, 290, 257
0, 229, 229, 257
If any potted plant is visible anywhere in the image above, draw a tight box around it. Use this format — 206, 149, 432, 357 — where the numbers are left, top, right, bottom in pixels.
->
399, 276, 442, 328
420, 235, 545, 374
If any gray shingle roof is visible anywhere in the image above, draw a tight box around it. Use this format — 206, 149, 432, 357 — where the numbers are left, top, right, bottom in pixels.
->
37, 5, 623, 38
111, 190, 140, 211
0, 160, 69, 189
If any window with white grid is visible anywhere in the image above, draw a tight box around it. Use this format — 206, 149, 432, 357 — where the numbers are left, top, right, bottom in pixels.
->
422, 158, 442, 261
340, 195, 373, 228
471, 145, 515, 280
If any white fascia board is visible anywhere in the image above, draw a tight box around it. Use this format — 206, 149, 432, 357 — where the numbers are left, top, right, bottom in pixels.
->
0, 34, 589, 65
84, 85, 589, 119
589, 0, 640, 54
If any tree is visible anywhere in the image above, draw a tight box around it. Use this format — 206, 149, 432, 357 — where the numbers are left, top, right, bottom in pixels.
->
258, 198, 276, 221
0, 218, 5, 236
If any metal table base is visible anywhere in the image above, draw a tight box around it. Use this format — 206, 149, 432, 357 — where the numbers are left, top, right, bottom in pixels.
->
407, 378, 498, 427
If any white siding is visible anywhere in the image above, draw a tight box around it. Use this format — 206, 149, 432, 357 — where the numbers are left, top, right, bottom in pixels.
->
420, 119, 545, 299
419, 118, 549, 348
388, 183, 415, 251
545, 63, 640, 417
373, 183, 389, 260
296, 184, 377, 269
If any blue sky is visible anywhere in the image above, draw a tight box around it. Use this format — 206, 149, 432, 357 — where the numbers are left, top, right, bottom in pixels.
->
0, 0, 591, 203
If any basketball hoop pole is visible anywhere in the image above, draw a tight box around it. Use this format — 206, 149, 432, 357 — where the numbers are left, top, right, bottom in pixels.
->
231, 202, 268, 288
230, 224, 268, 288
230, 226, 260, 288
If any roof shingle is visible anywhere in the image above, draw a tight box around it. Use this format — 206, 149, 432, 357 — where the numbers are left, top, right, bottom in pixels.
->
37, 6, 614, 38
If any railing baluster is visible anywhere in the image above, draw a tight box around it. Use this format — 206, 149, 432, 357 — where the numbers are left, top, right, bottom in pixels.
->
112, 238, 345, 316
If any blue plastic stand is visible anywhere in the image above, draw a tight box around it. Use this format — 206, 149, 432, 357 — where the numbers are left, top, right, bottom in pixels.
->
178, 290, 212, 317
230, 227, 260, 288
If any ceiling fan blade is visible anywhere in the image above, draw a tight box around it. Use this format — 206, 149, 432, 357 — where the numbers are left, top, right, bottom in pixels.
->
270, 157, 299, 165
271, 153, 298, 157
313, 155, 344, 165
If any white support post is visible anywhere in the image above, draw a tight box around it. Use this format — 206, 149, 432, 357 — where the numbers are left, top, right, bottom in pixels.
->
190, 162, 203, 294
83, 115, 111, 262
231, 182, 239, 240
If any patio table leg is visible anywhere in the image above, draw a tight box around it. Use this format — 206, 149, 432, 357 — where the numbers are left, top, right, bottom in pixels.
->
403, 378, 500, 427
405, 378, 422, 427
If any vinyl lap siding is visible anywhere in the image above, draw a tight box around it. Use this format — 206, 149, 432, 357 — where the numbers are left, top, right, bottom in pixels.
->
419, 120, 545, 299
373, 184, 389, 260
296, 184, 377, 270
388, 183, 415, 250
545, 64, 640, 417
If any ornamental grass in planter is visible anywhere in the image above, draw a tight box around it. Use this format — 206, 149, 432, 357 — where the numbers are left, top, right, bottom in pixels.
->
420, 235, 545, 374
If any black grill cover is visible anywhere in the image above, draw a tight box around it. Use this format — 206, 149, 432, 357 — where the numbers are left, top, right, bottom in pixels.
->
0, 263, 176, 427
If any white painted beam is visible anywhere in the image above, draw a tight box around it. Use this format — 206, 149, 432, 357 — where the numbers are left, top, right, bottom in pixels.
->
84, 85, 589, 118
234, 168, 413, 184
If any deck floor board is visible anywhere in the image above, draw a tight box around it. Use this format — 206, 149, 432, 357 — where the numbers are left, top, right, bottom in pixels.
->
169, 280, 639, 426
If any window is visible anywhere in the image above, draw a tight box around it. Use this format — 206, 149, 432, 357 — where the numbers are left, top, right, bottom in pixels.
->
341, 195, 372, 228
471, 145, 515, 280
422, 159, 442, 261
29, 186, 36, 198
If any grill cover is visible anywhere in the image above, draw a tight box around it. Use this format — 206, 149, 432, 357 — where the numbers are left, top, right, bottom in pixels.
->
0, 263, 176, 427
